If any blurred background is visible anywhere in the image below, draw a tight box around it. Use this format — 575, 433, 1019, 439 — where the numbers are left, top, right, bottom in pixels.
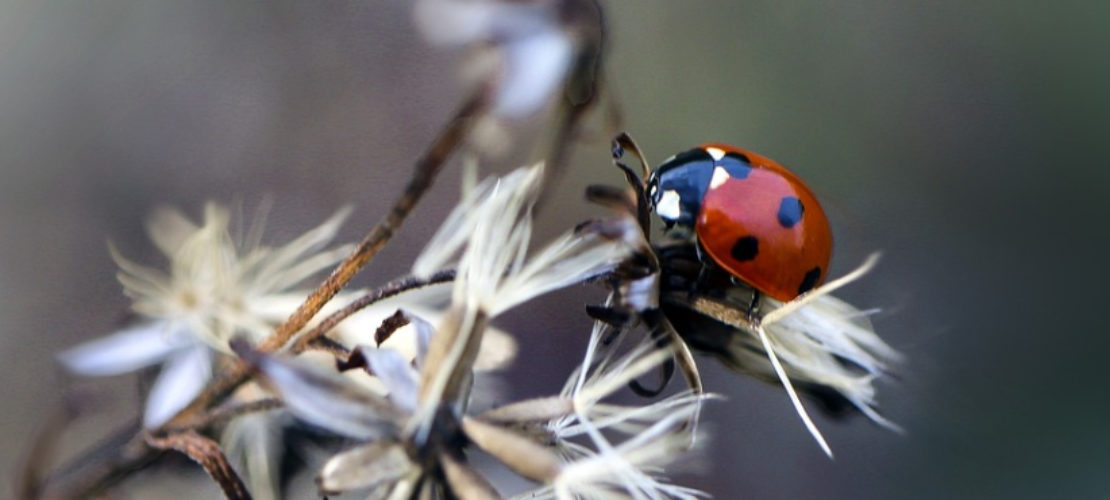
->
2, 1, 1108, 498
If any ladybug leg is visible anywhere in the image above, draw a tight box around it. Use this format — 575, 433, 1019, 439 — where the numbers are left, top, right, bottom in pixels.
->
629, 312, 677, 397
586, 304, 632, 326
629, 357, 676, 397
627, 310, 705, 406
688, 242, 720, 299
688, 264, 710, 300
746, 289, 762, 321
586, 303, 677, 393
584, 184, 638, 216
585, 304, 636, 346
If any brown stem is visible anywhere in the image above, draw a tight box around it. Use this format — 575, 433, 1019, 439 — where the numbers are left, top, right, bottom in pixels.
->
373, 310, 411, 346
259, 92, 484, 357
305, 335, 352, 359
289, 269, 456, 354
159, 398, 283, 436
146, 431, 252, 500
545, 56, 603, 176
501, 0, 604, 217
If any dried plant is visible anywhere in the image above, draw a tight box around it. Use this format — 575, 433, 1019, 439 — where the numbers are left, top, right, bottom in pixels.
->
20, 1, 901, 499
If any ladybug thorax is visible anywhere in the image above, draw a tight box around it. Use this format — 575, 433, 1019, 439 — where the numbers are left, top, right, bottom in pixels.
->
648, 146, 754, 230
648, 157, 705, 229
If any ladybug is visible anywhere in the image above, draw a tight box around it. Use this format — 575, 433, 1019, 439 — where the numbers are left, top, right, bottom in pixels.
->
646, 143, 832, 303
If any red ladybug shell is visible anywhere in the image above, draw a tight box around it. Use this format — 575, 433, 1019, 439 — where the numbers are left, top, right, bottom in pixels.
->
693, 144, 832, 301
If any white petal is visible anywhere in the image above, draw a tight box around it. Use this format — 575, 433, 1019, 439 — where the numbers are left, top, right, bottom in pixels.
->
414, 0, 498, 45
439, 452, 501, 500
318, 441, 414, 494
411, 178, 497, 279
549, 401, 705, 500
413, 166, 543, 279
258, 243, 352, 294
418, 163, 628, 319
145, 206, 200, 257
222, 411, 285, 500
407, 311, 435, 370
463, 417, 562, 482
414, 0, 552, 46
358, 347, 419, 414
489, 230, 632, 316
241, 349, 403, 440
143, 344, 213, 427
108, 244, 172, 297
249, 206, 352, 292
479, 396, 574, 424
414, 0, 570, 117
494, 28, 574, 118
472, 325, 517, 372
57, 321, 191, 376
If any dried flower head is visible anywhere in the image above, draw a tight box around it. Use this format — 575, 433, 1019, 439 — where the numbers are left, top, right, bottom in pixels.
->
411, 163, 632, 423
57, 202, 354, 427
236, 164, 706, 499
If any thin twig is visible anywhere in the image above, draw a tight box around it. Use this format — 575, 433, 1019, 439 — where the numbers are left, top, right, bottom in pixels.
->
160, 398, 283, 436
534, 0, 606, 209
146, 431, 253, 500
290, 269, 456, 354
305, 335, 352, 359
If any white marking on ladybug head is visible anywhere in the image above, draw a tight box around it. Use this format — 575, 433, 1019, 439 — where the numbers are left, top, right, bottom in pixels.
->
705, 147, 726, 161
709, 166, 730, 189
656, 189, 681, 221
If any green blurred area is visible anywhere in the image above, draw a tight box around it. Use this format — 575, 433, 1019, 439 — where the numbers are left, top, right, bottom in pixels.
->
2, 1, 1108, 498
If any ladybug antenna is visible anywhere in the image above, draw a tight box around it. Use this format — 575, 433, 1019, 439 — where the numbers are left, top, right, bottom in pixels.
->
612, 132, 652, 180
611, 132, 654, 233
628, 358, 675, 397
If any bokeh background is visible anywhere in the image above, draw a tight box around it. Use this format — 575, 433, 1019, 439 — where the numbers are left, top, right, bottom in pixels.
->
2, 1, 1108, 498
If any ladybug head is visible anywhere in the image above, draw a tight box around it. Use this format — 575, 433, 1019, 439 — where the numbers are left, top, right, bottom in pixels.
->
646, 148, 716, 229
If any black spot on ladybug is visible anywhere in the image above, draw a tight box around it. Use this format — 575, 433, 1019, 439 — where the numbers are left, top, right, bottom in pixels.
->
798, 267, 822, 295
777, 196, 805, 228
730, 236, 759, 261
719, 153, 752, 179
725, 151, 750, 164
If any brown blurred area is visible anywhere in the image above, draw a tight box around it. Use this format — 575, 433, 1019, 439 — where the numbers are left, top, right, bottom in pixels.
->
2, 1, 1109, 498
